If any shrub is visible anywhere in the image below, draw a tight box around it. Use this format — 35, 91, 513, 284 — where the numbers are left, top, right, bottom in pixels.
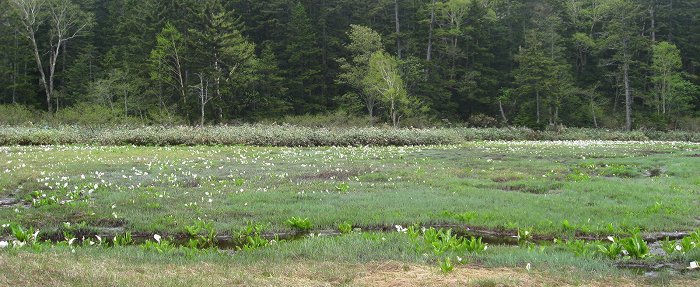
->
0, 125, 698, 147
0, 105, 39, 125
468, 114, 499, 128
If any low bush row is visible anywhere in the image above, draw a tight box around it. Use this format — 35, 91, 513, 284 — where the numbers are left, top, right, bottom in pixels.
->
0, 125, 698, 147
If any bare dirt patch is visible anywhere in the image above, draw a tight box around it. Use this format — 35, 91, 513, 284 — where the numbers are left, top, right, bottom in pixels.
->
495, 184, 563, 195
350, 262, 646, 287
0, 198, 19, 207
298, 168, 369, 181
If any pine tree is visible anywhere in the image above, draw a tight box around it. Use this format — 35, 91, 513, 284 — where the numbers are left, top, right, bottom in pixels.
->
283, 2, 324, 114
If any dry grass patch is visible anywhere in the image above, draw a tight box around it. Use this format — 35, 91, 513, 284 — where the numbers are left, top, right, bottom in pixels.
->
1, 253, 699, 287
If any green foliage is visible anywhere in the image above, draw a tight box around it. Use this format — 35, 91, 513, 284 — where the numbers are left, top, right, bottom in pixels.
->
596, 240, 623, 260
141, 235, 174, 254
406, 227, 485, 273
0, 105, 36, 125
338, 222, 353, 234
113, 232, 133, 247
241, 233, 269, 251
286, 217, 312, 232
335, 182, 350, 193
439, 257, 454, 274
564, 239, 596, 258
661, 237, 678, 255
337, 25, 385, 119
620, 232, 649, 259
411, 227, 487, 256
517, 227, 533, 244
443, 211, 478, 223
10, 224, 37, 244
0, 0, 699, 127
364, 51, 416, 128
236, 222, 269, 251
184, 220, 218, 249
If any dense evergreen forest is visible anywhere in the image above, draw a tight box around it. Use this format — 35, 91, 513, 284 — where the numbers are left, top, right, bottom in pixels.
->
1, 0, 699, 130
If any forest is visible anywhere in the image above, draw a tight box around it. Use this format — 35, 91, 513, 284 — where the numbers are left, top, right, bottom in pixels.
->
1, 0, 699, 130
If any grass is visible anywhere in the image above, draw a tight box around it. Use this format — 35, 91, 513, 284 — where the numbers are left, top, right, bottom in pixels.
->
0, 234, 697, 286
1, 140, 699, 285
1, 141, 698, 235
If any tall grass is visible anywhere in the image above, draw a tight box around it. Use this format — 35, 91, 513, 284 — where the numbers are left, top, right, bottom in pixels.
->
0, 125, 698, 146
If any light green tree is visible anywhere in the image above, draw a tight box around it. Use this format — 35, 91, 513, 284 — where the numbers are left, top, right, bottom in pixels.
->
149, 23, 187, 113
364, 51, 411, 128
651, 41, 689, 115
337, 25, 384, 120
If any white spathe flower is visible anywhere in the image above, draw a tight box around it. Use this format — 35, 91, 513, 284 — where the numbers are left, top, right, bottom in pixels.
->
526, 263, 531, 271
0, 241, 8, 248
153, 234, 161, 244
394, 225, 407, 233
689, 261, 699, 269
68, 238, 76, 246
607, 236, 615, 242
675, 245, 682, 251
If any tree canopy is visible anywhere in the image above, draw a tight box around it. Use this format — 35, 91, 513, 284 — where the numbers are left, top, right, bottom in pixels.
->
0, 0, 698, 129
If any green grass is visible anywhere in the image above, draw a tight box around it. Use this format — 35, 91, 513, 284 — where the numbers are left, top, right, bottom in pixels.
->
1, 233, 698, 286
1, 141, 697, 236
1, 141, 699, 285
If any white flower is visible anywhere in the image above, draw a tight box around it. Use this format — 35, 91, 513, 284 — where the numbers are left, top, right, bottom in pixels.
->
95, 235, 102, 243
689, 261, 699, 269
607, 236, 615, 242
675, 245, 682, 251
394, 225, 407, 233
0, 241, 8, 248
68, 238, 76, 246
153, 234, 161, 244
526, 263, 531, 271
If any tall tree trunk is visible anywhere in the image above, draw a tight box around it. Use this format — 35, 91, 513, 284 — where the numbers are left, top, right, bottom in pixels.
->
426, 0, 435, 62
124, 88, 128, 118
590, 93, 598, 128
27, 27, 52, 112
668, 0, 673, 41
321, 0, 329, 102
650, 4, 656, 43
424, 0, 436, 81
12, 30, 18, 104
536, 90, 541, 124
662, 77, 667, 114
623, 52, 632, 131
391, 98, 397, 128
498, 100, 508, 125
394, 0, 401, 59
